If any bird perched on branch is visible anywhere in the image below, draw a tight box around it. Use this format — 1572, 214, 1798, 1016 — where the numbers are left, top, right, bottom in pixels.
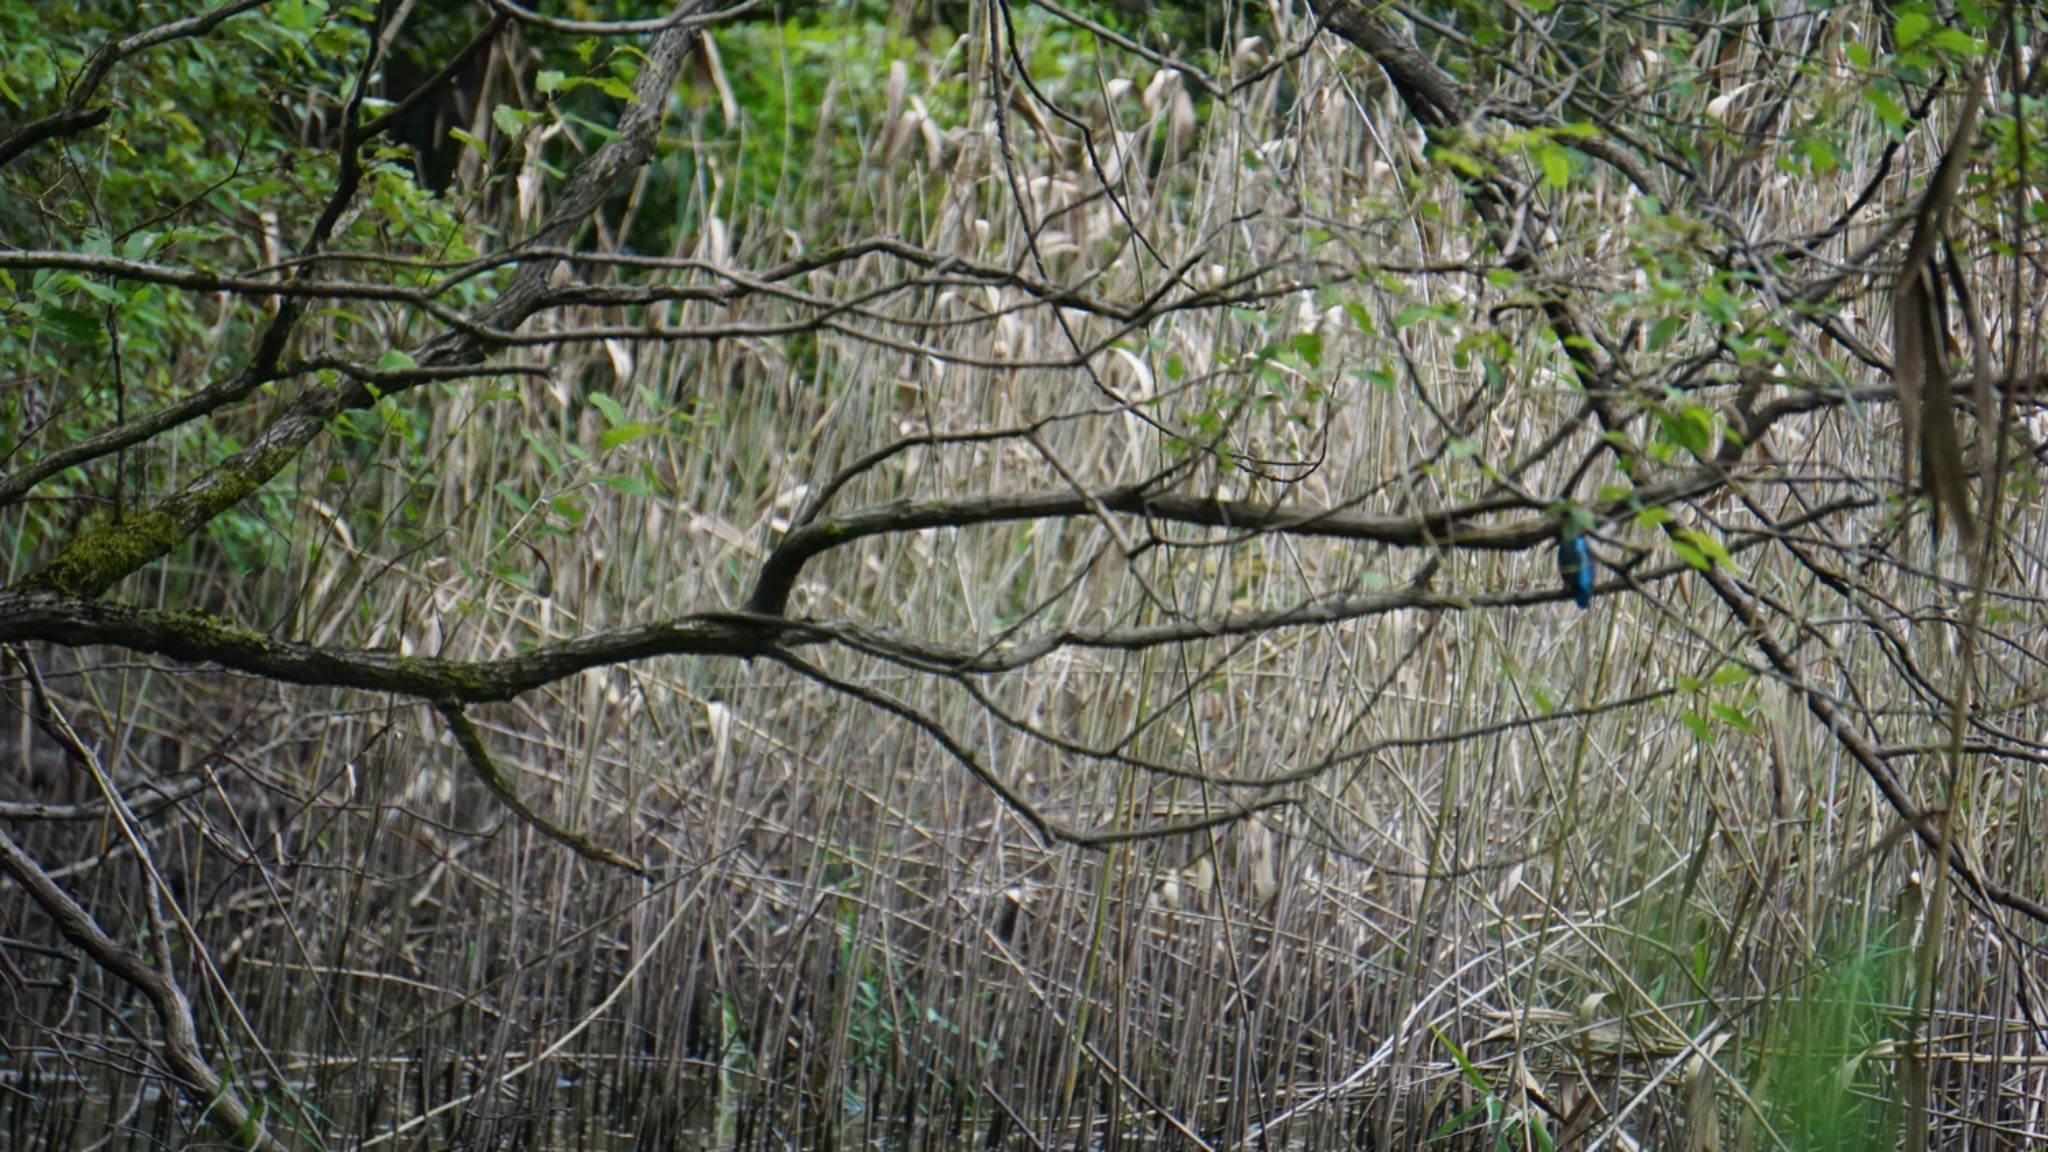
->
1557, 530, 1593, 609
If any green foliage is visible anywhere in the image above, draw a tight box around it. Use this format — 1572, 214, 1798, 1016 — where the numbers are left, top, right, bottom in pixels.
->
0, 0, 486, 594
673, 9, 969, 220
1677, 663, 1758, 742
1432, 1028, 1555, 1152
1766, 936, 1912, 1152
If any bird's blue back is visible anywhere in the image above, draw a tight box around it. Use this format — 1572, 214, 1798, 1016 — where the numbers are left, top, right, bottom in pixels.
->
1557, 535, 1593, 609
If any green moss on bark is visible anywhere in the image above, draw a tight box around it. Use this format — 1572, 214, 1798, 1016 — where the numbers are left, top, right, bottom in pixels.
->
20, 509, 192, 598
19, 444, 298, 598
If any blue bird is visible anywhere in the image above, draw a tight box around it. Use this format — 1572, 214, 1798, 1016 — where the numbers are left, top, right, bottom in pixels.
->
1557, 531, 1593, 609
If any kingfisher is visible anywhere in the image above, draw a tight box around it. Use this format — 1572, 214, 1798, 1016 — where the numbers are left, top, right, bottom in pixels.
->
1557, 529, 1593, 609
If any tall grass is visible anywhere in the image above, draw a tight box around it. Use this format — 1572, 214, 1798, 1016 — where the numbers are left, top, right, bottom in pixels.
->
3, 4, 2045, 1150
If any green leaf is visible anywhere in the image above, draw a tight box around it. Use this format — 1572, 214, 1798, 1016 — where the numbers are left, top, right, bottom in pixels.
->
492, 103, 534, 139
1688, 528, 1732, 566
587, 392, 626, 424
1394, 304, 1442, 330
1709, 701, 1757, 733
1929, 28, 1982, 57
1435, 1027, 1491, 1092
1654, 404, 1715, 458
311, 26, 356, 56
1343, 300, 1376, 335
1536, 143, 1571, 189
598, 422, 660, 452
71, 277, 123, 305
1290, 330, 1323, 368
598, 472, 658, 498
374, 349, 418, 372
1865, 86, 1907, 131
36, 305, 103, 344
1673, 527, 1730, 570
1709, 665, 1751, 687
1432, 1103, 1491, 1142
1893, 11, 1931, 49
1434, 147, 1487, 178
537, 69, 566, 95
1647, 314, 1685, 352
494, 482, 534, 513
1796, 133, 1842, 176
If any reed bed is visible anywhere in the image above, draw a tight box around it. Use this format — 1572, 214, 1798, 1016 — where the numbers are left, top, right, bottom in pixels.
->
3, 4, 2045, 1150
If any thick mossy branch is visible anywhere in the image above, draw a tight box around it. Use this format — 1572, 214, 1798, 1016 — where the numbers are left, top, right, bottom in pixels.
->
0, 592, 789, 700
19, 442, 304, 598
